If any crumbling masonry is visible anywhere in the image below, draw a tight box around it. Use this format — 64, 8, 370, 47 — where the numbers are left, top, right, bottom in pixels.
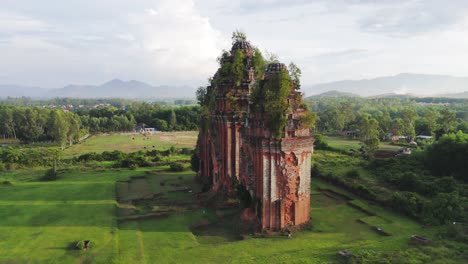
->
196, 39, 314, 231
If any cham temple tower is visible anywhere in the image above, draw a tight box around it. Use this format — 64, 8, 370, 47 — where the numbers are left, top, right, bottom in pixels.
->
196, 34, 314, 231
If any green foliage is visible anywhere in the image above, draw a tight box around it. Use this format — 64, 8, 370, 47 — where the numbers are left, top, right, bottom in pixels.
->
169, 110, 177, 129
306, 96, 468, 140
153, 118, 168, 131
231, 30, 246, 43
422, 191, 466, 225
438, 108, 456, 134
77, 152, 102, 162
346, 169, 360, 179
425, 131, 468, 181
316, 147, 468, 225
288, 62, 301, 89
252, 69, 292, 138
115, 152, 156, 169
169, 162, 185, 172
298, 111, 317, 129
190, 152, 200, 172
41, 168, 58, 181
443, 223, 468, 243
252, 48, 265, 78
195, 86, 207, 106
231, 49, 245, 86
313, 134, 331, 150
0, 147, 62, 168
389, 191, 424, 217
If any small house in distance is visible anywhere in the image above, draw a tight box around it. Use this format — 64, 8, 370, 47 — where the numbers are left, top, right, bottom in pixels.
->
341, 130, 359, 137
144, 128, 156, 134
416, 135, 432, 140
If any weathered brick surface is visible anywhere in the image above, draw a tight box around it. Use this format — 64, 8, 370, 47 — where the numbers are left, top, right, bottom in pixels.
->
197, 41, 314, 231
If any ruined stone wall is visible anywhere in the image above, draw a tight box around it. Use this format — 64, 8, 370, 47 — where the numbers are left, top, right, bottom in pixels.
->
196, 39, 314, 231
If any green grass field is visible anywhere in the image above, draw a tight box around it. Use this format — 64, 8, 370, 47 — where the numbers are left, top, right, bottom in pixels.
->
0, 133, 465, 263
64, 132, 198, 158
325, 136, 403, 152
2, 165, 463, 263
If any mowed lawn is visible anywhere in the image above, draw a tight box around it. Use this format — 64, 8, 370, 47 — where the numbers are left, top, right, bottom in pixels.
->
326, 136, 403, 152
64, 131, 198, 158
0, 164, 445, 264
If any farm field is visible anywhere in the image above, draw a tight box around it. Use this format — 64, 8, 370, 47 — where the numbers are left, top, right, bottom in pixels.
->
1, 166, 461, 263
325, 136, 404, 152
0, 133, 466, 263
64, 131, 198, 158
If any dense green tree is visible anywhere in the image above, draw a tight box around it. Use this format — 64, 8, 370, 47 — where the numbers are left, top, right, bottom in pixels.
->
169, 110, 177, 129
425, 131, 468, 181
401, 108, 417, 139
48, 110, 69, 149
423, 192, 466, 225
231, 49, 245, 86
358, 115, 380, 155
252, 69, 292, 138
438, 108, 456, 134
288, 62, 302, 89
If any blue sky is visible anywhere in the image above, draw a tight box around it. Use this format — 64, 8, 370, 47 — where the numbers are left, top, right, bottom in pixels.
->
1, 0, 468, 88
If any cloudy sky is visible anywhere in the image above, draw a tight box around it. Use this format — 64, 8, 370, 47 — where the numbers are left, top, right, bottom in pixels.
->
1, 0, 468, 88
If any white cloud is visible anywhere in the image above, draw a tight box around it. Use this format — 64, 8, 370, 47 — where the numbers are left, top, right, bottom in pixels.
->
0, 12, 48, 33
127, 0, 226, 82
0, 0, 468, 91
145, 8, 159, 16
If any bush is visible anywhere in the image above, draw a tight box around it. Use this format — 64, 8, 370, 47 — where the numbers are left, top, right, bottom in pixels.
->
152, 155, 162, 162
346, 169, 360, 179
181, 148, 193, 155
422, 191, 466, 225
432, 176, 457, 193
426, 131, 468, 182
444, 223, 468, 243
190, 152, 200, 172
313, 134, 330, 150
101, 150, 124, 161
169, 162, 185, 172
41, 169, 58, 181
0, 162, 6, 172
389, 191, 424, 218
1, 180, 12, 186
355, 184, 376, 199
117, 155, 150, 168
77, 152, 102, 162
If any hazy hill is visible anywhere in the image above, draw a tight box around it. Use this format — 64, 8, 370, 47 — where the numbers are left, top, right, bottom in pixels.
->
0, 85, 47, 98
303, 73, 468, 97
0, 79, 195, 99
47, 79, 195, 99
437, 91, 468, 99
2, 73, 468, 99
309, 90, 360, 98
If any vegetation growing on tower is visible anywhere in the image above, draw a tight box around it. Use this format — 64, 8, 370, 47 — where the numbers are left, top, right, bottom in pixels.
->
251, 68, 293, 138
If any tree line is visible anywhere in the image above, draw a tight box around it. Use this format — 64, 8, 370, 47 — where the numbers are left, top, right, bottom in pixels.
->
306, 96, 468, 154
0, 103, 201, 147
0, 106, 81, 149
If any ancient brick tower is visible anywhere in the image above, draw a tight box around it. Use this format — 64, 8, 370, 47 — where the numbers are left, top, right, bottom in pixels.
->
196, 37, 314, 231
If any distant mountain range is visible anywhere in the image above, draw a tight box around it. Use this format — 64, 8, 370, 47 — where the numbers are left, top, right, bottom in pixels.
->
0, 79, 195, 99
303, 73, 468, 98
1, 73, 467, 99
308, 90, 360, 98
